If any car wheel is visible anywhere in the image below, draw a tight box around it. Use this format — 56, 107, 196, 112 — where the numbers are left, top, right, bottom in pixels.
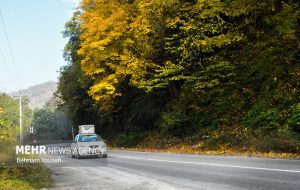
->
77, 149, 81, 159
103, 154, 107, 158
71, 154, 75, 158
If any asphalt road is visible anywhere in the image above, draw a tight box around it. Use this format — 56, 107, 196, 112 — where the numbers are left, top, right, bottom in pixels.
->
43, 147, 300, 190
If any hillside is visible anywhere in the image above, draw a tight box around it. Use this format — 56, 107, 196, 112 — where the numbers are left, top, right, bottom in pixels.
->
56, 0, 300, 156
11, 81, 57, 109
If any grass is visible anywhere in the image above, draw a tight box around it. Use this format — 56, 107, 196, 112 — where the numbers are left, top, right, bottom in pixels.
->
0, 142, 53, 190
110, 126, 300, 159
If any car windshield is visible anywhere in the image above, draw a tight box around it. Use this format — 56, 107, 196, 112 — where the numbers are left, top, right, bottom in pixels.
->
78, 135, 102, 142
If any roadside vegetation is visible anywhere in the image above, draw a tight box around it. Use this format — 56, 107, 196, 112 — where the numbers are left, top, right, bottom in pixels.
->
56, 0, 300, 158
0, 143, 53, 190
111, 130, 300, 159
32, 99, 72, 141
0, 93, 53, 189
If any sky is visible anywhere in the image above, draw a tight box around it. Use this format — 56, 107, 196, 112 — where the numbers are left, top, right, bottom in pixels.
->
0, 0, 79, 93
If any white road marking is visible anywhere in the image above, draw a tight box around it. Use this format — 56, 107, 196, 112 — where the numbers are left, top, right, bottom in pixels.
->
112, 150, 300, 162
110, 155, 300, 173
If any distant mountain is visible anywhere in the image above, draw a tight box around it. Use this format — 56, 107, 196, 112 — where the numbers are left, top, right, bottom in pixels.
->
11, 81, 57, 109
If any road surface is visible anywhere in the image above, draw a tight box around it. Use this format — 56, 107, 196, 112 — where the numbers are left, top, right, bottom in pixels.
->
42, 146, 300, 190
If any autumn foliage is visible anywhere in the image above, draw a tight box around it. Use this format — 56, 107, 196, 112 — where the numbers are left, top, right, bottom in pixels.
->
57, 0, 300, 154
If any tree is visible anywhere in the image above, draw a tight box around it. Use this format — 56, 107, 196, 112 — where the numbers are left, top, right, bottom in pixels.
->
58, 0, 300, 147
57, 11, 99, 129
0, 94, 33, 142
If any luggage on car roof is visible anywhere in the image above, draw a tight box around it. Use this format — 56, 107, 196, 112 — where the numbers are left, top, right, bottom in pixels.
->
79, 125, 95, 134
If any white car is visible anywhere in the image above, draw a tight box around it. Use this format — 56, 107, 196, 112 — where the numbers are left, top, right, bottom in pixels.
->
71, 133, 108, 158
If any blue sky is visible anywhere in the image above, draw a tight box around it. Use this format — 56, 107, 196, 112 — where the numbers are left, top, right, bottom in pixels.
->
0, 0, 79, 92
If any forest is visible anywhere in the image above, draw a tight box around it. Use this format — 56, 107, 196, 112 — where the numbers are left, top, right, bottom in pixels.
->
0, 94, 70, 144
0, 94, 32, 142
56, 0, 300, 155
